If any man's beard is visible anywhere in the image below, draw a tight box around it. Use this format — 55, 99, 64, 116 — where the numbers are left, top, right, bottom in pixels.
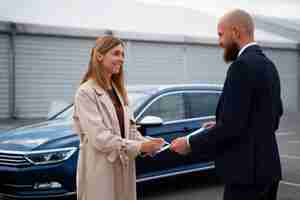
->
223, 41, 239, 63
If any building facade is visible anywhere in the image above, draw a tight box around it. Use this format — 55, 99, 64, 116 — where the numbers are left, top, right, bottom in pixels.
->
0, 22, 299, 118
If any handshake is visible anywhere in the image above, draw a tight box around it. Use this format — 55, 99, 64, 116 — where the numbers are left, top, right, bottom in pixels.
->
139, 121, 215, 156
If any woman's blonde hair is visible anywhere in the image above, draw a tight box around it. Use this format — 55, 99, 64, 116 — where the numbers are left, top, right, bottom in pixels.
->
81, 36, 129, 105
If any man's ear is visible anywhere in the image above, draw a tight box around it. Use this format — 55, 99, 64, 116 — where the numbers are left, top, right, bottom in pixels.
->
232, 26, 240, 39
96, 53, 103, 63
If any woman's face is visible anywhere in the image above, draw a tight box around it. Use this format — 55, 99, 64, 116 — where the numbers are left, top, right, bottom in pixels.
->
101, 44, 125, 76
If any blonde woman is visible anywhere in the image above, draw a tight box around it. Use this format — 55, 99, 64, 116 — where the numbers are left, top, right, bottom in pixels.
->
73, 36, 165, 200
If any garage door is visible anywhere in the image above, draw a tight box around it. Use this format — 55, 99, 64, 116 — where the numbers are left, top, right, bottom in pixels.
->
186, 44, 227, 85
15, 35, 94, 118
0, 34, 10, 118
127, 41, 185, 84
264, 48, 299, 112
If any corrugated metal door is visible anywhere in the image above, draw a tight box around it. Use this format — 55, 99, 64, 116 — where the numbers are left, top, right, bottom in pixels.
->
187, 44, 298, 112
186, 44, 227, 84
0, 34, 10, 118
15, 35, 94, 118
127, 41, 185, 84
264, 48, 299, 112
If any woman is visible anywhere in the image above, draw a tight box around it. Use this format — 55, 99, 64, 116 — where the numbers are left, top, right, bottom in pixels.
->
73, 36, 165, 200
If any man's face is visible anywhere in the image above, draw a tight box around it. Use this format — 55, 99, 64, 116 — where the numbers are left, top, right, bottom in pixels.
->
217, 22, 239, 63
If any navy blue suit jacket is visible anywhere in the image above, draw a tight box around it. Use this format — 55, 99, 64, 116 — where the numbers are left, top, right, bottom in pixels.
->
190, 45, 283, 184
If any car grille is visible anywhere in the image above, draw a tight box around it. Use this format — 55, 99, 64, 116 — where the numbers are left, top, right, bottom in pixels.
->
0, 195, 15, 200
0, 152, 30, 167
0, 194, 17, 200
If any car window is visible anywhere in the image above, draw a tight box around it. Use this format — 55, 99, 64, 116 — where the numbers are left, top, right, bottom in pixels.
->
186, 92, 220, 118
140, 92, 185, 122
128, 92, 151, 111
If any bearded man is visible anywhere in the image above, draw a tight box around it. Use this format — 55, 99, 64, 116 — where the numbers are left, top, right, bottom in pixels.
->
171, 9, 283, 200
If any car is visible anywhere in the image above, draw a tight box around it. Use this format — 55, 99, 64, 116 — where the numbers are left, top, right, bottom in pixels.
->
0, 84, 222, 199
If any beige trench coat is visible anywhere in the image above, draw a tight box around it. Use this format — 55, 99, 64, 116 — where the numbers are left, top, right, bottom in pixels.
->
72, 79, 147, 200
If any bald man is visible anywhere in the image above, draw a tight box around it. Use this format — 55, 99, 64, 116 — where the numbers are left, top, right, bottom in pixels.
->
171, 9, 283, 200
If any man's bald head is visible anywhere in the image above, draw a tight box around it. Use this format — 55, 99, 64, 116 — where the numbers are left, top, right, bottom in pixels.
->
217, 9, 255, 62
219, 9, 254, 38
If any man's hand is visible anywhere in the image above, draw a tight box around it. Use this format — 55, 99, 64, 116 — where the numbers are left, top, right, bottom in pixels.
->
202, 121, 216, 129
170, 137, 191, 155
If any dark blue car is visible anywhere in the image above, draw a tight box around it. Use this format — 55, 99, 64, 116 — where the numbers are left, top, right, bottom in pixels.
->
0, 84, 221, 199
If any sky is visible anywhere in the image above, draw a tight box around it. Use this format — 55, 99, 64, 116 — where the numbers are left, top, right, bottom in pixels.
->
136, 0, 300, 19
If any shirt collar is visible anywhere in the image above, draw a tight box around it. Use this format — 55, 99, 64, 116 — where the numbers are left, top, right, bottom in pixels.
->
238, 42, 257, 57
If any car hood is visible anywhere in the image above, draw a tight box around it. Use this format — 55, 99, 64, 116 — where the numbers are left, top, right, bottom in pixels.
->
0, 120, 74, 152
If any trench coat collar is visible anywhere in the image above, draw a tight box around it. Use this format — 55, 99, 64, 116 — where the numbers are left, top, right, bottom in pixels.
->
87, 79, 105, 96
88, 79, 124, 105
87, 79, 129, 139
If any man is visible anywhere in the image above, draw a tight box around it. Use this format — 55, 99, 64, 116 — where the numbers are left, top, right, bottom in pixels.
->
171, 9, 283, 200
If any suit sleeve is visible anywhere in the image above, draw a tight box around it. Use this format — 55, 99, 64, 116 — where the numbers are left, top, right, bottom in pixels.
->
73, 89, 142, 160
189, 60, 253, 155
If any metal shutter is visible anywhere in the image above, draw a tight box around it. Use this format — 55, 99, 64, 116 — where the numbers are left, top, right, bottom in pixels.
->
127, 41, 185, 84
15, 35, 94, 118
0, 34, 10, 118
186, 44, 227, 84
264, 48, 299, 112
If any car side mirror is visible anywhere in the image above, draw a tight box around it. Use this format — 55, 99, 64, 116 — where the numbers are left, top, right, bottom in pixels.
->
138, 116, 163, 126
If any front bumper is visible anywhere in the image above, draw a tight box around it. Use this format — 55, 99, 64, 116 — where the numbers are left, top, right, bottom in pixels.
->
0, 191, 76, 200
0, 154, 77, 200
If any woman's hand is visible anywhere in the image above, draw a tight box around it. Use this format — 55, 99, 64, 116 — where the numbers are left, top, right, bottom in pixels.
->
140, 138, 165, 154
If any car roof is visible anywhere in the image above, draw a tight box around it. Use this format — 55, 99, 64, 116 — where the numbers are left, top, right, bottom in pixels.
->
127, 84, 223, 94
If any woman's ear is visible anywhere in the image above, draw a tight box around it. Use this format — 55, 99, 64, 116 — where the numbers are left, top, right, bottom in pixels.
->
96, 53, 103, 63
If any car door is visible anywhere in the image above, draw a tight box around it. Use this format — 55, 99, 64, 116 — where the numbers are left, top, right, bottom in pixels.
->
135, 90, 190, 178
183, 90, 221, 164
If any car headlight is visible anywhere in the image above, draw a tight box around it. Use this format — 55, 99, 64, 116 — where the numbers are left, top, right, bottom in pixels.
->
24, 147, 77, 165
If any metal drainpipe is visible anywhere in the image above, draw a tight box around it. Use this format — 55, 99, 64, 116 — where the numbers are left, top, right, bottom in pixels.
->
8, 22, 16, 119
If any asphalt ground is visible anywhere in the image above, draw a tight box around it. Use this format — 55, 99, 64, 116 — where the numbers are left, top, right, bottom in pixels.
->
0, 112, 300, 200
137, 112, 300, 200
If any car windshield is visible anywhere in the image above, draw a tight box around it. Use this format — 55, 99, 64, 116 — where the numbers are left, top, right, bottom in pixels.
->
128, 92, 149, 111
54, 91, 151, 120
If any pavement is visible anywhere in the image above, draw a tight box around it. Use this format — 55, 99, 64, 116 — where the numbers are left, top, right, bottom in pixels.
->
1, 112, 300, 200
137, 111, 300, 200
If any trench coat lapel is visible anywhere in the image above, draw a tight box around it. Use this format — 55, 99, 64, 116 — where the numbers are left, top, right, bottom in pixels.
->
89, 80, 121, 136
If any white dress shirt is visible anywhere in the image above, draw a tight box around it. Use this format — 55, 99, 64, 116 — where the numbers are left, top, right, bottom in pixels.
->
238, 42, 257, 57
